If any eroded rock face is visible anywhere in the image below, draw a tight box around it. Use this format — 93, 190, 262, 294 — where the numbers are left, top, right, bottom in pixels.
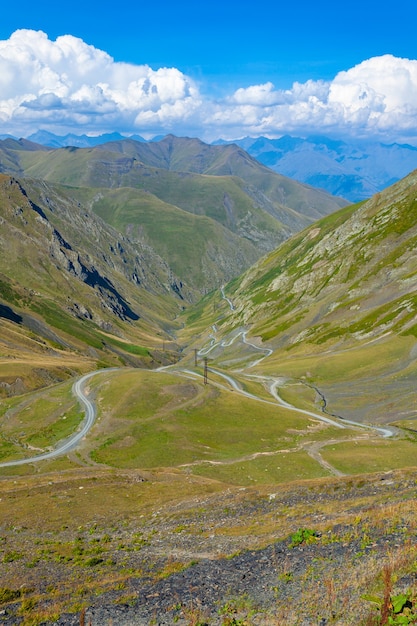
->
0, 175, 188, 392
0, 176, 191, 321
0, 377, 26, 396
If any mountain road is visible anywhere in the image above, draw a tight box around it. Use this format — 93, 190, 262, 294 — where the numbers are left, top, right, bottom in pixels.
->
0, 368, 116, 468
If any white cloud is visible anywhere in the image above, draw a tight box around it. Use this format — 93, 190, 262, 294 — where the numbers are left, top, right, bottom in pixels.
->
0, 29, 200, 136
231, 82, 290, 106
215, 55, 417, 142
1, 31, 417, 143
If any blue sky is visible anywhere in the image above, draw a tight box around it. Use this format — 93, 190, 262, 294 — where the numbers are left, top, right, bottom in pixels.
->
1, 0, 417, 142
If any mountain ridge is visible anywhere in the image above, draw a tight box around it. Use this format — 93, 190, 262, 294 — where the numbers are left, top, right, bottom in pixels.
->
16, 130, 417, 202
0, 135, 347, 297
226, 134, 417, 201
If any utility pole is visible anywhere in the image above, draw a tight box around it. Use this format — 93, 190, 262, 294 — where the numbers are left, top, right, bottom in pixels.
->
203, 357, 208, 385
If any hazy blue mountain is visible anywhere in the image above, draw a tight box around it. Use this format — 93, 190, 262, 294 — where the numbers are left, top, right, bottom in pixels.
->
26, 130, 147, 148
216, 135, 417, 202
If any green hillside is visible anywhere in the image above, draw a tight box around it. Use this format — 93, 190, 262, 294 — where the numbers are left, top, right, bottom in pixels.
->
0, 136, 348, 295
72, 186, 265, 291
3, 139, 417, 626
182, 171, 417, 428
0, 174, 183, 393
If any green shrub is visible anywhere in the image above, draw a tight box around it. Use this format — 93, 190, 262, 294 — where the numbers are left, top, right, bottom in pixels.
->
84, 556, 104, 567
289, 528, 320, 548
0, 587, 21, 604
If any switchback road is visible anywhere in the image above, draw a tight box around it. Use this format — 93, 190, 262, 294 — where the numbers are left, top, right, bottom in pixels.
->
0, 368, 116, 468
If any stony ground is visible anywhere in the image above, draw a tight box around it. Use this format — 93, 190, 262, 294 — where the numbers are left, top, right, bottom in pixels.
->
2, 469, 417, 625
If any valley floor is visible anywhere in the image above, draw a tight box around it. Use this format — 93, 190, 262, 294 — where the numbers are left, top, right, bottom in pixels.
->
2, 297, 417, 625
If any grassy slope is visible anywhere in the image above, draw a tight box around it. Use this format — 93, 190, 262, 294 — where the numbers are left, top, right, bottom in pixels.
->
0, 174, 184, 393
66, 184, 265, 291
14, 143, 312, 234
13, 137, 348, 229
1, 366, 417, 624
181, 171, 417, 426
92, 135, 348, 218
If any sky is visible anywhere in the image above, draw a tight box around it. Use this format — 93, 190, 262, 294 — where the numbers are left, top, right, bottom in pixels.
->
1, 0, 417, 143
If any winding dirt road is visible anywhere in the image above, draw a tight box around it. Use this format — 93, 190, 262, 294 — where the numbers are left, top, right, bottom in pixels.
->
0, 286, 396, 471
0, 369, 116, 468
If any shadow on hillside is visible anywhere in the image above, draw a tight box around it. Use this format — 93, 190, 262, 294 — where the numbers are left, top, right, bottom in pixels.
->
0, 303, 22, 324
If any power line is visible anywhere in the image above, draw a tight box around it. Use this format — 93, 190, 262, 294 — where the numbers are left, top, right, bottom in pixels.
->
203, 357, 208, 385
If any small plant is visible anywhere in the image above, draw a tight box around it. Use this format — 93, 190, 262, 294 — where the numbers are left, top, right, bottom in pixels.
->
218, 594, 257, 625
362, 566, 417, 625
84, 556, 104, 567
278, 571, 293, 583
18, 597, 38, 614
132, 531, 149, 550
3, 549, 24, 562
289, 528, 320, 548
363, 591, 416, 625
182, 601, 210, 626
0, 587, 21, 604
156, 558, 188, 579
174, 524, 187, 533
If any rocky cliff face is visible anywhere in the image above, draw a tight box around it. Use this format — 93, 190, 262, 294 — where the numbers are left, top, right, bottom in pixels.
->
0, 174, 187, 372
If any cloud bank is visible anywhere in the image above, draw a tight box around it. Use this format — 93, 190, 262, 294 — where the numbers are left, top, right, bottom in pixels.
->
1, 29, 417, 143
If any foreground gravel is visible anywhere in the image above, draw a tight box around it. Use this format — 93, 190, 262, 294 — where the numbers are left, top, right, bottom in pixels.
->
39, 530, 417, 625
2, 470, 417, 625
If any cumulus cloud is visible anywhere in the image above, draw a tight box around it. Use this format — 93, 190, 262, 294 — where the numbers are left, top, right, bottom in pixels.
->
0, 30, 201, 136
231, 82, 291, 106
220, 55, 417, 141
1, 30, 417, 143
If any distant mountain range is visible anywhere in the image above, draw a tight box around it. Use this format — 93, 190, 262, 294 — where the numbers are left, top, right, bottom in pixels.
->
0, 134, 346, 298
217, 135, 417, 202
5, 131, 417, 202
0, 134, 347, 391
28, 130, 147, 148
